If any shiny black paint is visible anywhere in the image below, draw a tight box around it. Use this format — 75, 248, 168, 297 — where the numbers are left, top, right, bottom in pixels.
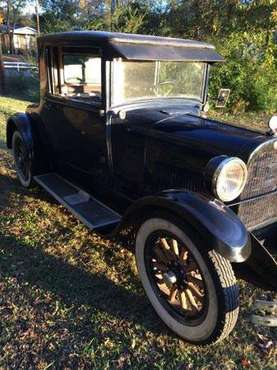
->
120, 191, 251, 262
7, 113, 34, 152
40, 96, 108, 188
6, 32, 276, 289
109, 106, 267, 198
235, 232, 277, 291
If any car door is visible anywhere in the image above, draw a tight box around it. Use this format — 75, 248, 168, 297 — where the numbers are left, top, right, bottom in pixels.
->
40, 46, 108, 188
110, 115, 147, 198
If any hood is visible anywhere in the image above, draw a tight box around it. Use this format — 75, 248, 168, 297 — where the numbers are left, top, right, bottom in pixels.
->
123, 107, 268, 162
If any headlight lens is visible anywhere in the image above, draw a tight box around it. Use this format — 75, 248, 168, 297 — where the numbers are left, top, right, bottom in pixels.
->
211, 157, 248, 202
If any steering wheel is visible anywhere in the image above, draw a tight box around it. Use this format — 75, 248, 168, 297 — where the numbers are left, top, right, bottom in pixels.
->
154, 80, 176, 96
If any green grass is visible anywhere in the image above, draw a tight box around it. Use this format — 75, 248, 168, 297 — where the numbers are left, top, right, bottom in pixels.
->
3, 72, 39, 102
0, 96, 33, 149
0, 97, 276, 369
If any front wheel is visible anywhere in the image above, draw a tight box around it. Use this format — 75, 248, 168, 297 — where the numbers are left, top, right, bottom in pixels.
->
135, 216, 239, 344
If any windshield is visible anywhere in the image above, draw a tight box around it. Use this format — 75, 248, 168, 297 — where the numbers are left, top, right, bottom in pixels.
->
111, 59, 206, 106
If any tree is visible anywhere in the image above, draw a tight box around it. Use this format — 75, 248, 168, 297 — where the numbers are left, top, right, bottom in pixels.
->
39, 0, 80, 33
87, 2, 148, 33
0, 0, 28, 53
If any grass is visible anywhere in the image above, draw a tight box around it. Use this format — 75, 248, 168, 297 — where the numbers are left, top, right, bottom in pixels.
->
0, 96, 276, 369
3, 72, 39, 102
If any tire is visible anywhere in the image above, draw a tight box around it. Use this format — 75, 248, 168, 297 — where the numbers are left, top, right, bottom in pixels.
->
12, 130, 34, 188
135, 215, 239, 344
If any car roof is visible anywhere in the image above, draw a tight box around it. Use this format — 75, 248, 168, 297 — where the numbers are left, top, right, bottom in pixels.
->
38, 31, 224, 63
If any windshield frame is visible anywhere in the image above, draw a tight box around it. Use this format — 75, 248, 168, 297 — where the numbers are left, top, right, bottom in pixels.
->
109, 58, 209, 109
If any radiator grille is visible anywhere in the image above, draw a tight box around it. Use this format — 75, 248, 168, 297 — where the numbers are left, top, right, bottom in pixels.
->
238, 192, 277, 229
238, 140, 277, 229
240, 142, 277, 200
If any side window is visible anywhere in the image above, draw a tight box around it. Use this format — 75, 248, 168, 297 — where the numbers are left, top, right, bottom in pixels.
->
45, 47, 102, 105
45, 47, 53, 94
60, 51, 102, 104
45, 46, 60, 95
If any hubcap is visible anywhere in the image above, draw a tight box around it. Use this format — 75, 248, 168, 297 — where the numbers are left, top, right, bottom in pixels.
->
163, 271, 177, 287
147, 235, 206, 319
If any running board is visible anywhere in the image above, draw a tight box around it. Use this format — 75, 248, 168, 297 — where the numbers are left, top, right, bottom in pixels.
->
34, 173, 121, 232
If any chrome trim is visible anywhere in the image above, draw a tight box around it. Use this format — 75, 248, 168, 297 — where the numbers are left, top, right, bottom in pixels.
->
247, 138, 277, 165
215, 237, 251, 263
105, 61, 114, 175
110, 98, 203, 115
231, 188, 277, 206
211, 157, 248, 202
248, 217, 277, 233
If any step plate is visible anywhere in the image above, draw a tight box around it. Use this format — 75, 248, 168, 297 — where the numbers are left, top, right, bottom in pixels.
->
34, 173, 121, 230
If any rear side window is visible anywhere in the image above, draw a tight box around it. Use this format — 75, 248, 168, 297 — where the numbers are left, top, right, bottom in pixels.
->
46, 47, 102, 105
61, 50, 102, 104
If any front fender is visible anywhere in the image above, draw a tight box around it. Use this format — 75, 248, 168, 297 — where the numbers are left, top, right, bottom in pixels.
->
6, 113, 34, 153
122, 190, 251, 263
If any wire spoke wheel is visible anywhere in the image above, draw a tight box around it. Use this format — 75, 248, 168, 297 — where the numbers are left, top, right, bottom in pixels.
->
148, 234, 206, 319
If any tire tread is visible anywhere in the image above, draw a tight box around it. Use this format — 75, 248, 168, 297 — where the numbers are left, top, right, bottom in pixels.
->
208, 250, 239, 343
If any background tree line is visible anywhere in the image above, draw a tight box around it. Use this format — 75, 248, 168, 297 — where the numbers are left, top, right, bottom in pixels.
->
1, 0, 277, 112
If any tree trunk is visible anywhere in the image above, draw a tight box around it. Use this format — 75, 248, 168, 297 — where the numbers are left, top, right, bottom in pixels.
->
6, 0, 13, 54
0, 35, 5, 94
35, 0, 40, 35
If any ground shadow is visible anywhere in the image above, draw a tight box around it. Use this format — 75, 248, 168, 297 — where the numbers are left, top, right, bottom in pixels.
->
0, 232, 171, 339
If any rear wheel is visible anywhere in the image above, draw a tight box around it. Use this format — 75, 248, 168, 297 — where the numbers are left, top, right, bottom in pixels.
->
12, 131, 33, 188
135, 216, 239, 344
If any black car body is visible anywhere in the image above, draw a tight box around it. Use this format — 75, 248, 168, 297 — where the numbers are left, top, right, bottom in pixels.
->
6, 31, 277, 344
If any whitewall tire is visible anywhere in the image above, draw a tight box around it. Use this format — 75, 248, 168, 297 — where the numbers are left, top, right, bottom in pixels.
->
135, 216, 239, 344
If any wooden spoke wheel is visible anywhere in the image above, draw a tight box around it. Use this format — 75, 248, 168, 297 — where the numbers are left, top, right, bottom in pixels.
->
151, 236, 206, 319
135, 215, 240, 344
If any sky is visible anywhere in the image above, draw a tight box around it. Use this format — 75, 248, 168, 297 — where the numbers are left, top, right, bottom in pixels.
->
22, 1, 38, 15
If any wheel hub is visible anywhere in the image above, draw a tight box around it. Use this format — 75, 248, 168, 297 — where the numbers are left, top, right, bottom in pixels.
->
163, 271, 177, 287
167, 261, 189, 289
149, 235, 206, 317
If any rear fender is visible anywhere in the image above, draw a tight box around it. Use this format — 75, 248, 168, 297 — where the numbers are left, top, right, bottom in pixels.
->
121, 190, 251, 263
6, 113, 34, 153
6, 112, 52, 172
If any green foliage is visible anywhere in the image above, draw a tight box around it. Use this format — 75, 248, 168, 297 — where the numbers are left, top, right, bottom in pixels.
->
5, 72, 39, 102
209, 31, 277, 112
3, 0, 275, 113
87, 2, 148, 34
39, 0, 81, 33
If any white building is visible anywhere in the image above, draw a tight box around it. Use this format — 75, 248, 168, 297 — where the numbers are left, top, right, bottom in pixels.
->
0, 25, 37, 54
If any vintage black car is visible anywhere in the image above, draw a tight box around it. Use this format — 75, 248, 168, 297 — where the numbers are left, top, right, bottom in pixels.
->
6, 31, 277, 344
